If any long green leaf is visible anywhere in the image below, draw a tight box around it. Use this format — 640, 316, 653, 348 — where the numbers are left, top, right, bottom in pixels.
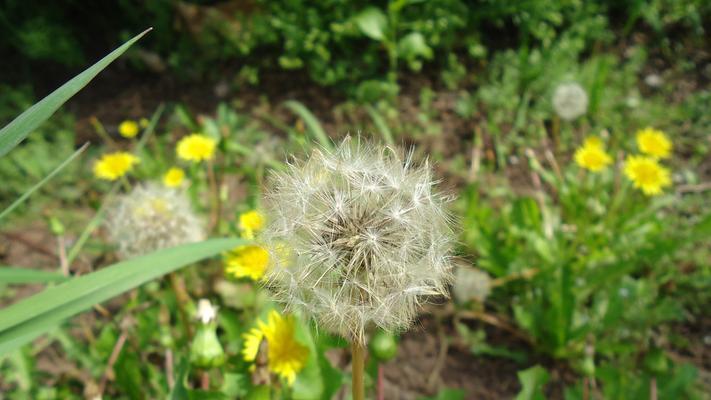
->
0, 143, 89, 222
365, 105, 395, 146
284, 100, 333, 150
0, 267, 69, 284
0, 238, 244, 356
0, 28, 151, 157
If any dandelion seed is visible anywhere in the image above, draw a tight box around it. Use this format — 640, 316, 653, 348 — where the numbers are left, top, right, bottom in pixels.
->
105, 183, 205, 258
552, 82, 588, 121
93, 152, 139, 181
177, 134, 217, 162
574, 137, 612, 172
261, 137, 454, 343
118, 120, 139, 138
624, 155, 671, 196
163, 167, 185, 188
636, 127, 672, 159
242, 310, 309, 385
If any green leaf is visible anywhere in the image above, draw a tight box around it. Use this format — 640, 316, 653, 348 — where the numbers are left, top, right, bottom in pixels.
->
292, 317, 325, 400
354, 7, 388, 41
0, 267, 69, 284
0, 142, 88, 222
515, 365, 550, 400
0, 238, 244, 356
398, 32, 433, 60
284, 100, 332, 150
0, 28, 151, 158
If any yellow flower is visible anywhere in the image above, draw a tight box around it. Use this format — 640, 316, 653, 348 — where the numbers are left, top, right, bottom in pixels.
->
177, 134, 217, 162
139, 118, 150, 128
636, 127, 672, 159
574, 137, 612, 172
583, 136, 603, 148
624, 155, 671, 196
93, 152, 139, 181
239, 210, 265, 239
225, 245, 270, 280
163, 167, 185, 188
242, 310, 309, 385
118, 120, 140, 138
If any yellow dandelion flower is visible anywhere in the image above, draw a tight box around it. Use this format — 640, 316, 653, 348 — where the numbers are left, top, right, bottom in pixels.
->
242, 310, 309, 386
163, 167, 185, 188
93, 152, 139, 181
624, 155, 671, 196
574, 138, 612, 172
636, 127, 672, 159
225, 245, 270, 281
177, 134, 217, 162
118, 120, 140, 138
583, 136, 604, 148
242, 327, 264, 361
239, 210, 265, 239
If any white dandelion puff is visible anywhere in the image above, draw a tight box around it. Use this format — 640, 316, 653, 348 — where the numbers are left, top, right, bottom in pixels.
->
452, 265, 492, 304
105, 183, 205, 259
260, 137, 455, 344
552, 82, 589, 121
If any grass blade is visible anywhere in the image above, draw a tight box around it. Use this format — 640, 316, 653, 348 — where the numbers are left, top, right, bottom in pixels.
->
0, 267, 69, 284
284, 100, 333, 150
0, 237, 244, 355
0, 143, 89, 223
0, 28, 151, 158
365, 105, 395, 146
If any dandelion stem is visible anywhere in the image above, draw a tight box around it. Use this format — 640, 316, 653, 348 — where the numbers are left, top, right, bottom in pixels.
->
206, 160, 220, 232
352, 341, 366, 400
169, 272, 193, 339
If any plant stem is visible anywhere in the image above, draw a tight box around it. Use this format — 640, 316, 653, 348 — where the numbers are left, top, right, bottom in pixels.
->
352, 341, 366, 400
206, 160, 220, 233
169, 272, 193, 339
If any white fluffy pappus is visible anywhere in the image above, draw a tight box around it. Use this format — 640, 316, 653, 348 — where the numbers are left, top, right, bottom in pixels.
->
105, 183, 205, 259
552, 82, 589, 121
261, 138, 455, 343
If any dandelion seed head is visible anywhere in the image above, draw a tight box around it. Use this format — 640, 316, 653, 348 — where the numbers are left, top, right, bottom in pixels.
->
261, 138, 454, 343
552, 82, 589, 121
105, 183, 205, 258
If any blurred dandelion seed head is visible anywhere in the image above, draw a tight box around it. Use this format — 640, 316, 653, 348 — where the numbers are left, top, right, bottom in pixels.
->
452, 266, 492, 304
552, 82, 589, 121
106, 183, 205, 258
260, 137, 455, 343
